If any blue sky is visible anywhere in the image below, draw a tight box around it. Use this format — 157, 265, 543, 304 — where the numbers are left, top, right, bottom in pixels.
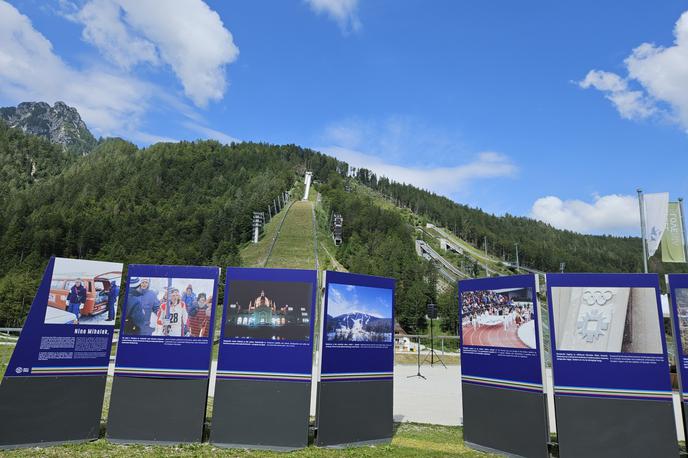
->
327, 283, 393, 318
1, 0, 687, 235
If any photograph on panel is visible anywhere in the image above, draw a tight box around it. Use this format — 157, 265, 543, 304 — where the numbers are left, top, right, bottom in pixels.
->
551, 287, 662, 353
123, 277, 215, 338
325, 283, 393, 343
224, 280, 312, 341
461, 287, 536, 349
675, 288, 688, 355
45, 257, 123, 326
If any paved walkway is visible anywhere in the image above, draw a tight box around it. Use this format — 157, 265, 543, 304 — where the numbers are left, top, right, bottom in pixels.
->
394, 363, 461, 425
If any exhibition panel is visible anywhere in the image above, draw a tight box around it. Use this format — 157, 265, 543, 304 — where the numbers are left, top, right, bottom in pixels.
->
316, 271, 396, 447
107, 264, 220, 444
459, 274, 549, 458
547, 273, 678, 458
668, 274, 688, 440
0, 257, 123, 449
211, 267, 317, 450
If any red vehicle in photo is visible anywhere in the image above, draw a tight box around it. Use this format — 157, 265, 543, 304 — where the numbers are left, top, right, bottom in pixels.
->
48, 271, 122, 316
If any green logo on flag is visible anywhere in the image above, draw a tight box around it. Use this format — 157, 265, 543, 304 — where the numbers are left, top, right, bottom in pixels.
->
661, 202, 686, 263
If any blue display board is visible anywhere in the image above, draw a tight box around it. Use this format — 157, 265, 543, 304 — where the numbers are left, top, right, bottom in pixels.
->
668, 274, 688, 400
216, 267, 317, 382
113, 264, 219, 379
5, 257, 123, 378
547, 273, 671, 400
459, 274, 544, 393
319, 271, 395, 382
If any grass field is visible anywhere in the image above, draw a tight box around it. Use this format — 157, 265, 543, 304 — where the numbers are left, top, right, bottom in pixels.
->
240, 200, 293, 268
0, 423, 494, 457
265, 200, 317, 270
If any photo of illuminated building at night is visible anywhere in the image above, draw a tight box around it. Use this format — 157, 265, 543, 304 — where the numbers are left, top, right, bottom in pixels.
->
224, 280, 312, 341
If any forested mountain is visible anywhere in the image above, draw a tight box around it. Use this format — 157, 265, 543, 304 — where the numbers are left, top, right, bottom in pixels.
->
353, 169, 688, 277
0, 125, 345, 326
317, 173, 437, 331
0, 121, 71, 204
0, 102, 97, 155
0, 103, 684, 328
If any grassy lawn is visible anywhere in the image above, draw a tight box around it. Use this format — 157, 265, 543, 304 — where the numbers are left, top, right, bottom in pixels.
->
0, 423, 494, 457
395, 353, 459, 365
240, 201, 293, 268
0, 344, 16, 382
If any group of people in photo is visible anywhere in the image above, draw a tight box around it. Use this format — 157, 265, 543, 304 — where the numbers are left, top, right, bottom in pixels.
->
124, 278, 212, 337
462, 290, 532, 330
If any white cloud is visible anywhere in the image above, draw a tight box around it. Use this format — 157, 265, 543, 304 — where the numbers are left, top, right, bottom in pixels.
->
0, 1, 150, 136
0, 1, 236, 144
73, 0, 159, 70
579, 70, 656, 120
316, 117, 515, 195
70, 0, 240, 107
183, 122, 240, 144
320, 145, 517, 195
305, 0, 361, 33
580, 10, 688, 131
530, 194, 640, 235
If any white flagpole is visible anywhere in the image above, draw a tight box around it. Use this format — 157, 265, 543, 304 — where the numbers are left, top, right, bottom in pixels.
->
679, 197, 688, 263
637, 188, 649, 273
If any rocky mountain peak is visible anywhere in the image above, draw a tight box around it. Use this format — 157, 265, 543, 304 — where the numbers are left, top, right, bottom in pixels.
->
0, 101, 97, 155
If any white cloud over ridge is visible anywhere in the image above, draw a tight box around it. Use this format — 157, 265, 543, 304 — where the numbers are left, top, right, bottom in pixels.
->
0, 1, 150, 136
321, 145, 517, 195
580, 10, 688, 131
305, 0, 361, 33
183, 122, 240, 144
530, 194, 640, 235
317, 117, 516, 196
70, 0, 239, 107
0, 1, 239, 142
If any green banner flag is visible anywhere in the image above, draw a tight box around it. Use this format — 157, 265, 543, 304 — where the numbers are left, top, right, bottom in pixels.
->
661, 202, 686, 263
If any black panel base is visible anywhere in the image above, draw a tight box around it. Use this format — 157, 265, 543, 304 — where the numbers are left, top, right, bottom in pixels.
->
684, 401, 688, 442
462, 382, 549, 458
315, 380, 393, 447
555, 395, 678, 458
0, 375, 106, 449
210, 378, 311, 450
106, 376, 209, 444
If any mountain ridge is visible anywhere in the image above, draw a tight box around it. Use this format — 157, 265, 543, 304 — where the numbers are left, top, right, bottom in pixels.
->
1, 102, 685, 329
0, 101, 97, 155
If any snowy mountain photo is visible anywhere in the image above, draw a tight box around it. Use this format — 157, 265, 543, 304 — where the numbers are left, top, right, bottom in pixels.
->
325, 283, 393, 342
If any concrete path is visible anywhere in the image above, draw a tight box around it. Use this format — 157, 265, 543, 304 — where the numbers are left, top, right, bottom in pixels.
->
394, 363, 461, 425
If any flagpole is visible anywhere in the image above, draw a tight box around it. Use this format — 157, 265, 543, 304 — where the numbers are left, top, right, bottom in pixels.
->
637, 188, 649, 273
679, 197, 688, 263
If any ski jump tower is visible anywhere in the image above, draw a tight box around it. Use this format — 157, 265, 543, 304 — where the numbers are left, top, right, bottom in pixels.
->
303, 171, 313, 200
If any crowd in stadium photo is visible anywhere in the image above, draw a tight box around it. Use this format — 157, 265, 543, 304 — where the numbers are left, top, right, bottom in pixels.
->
462, 290, 532, 330
460, 289, 536, 348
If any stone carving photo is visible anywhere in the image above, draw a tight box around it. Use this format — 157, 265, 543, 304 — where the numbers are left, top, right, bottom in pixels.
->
551, 287, 663, 354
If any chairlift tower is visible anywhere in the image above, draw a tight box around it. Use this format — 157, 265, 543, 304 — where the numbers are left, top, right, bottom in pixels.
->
252, 212, 264, 244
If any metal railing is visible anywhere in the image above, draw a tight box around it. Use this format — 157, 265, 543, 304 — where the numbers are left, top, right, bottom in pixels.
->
397, 334, 460, 356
